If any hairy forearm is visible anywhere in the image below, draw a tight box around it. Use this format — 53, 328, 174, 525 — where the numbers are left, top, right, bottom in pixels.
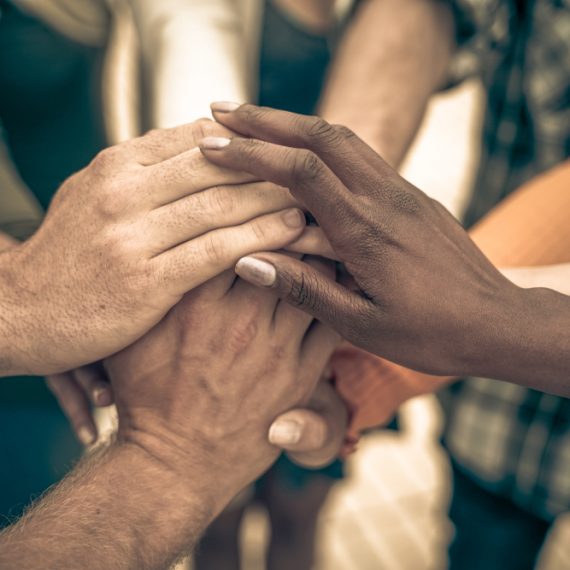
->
0, 231, 20, 375
319, 0, 455, 166
0, 441, 219, 570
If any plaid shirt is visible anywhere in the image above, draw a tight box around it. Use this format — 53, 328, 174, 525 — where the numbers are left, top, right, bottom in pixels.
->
442, 0, 570, 520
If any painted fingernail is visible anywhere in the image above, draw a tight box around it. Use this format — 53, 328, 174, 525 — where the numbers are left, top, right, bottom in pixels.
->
269, 420, 302, 446
282, 208, 305, 228
93, 388, 112, 407
235, 257, 276, 287
211, 101, 241, 113
200, 136, 231, 150
78, 426, 96, 446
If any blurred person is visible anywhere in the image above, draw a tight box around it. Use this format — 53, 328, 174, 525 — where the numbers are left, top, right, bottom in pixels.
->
208, 0, 570, 565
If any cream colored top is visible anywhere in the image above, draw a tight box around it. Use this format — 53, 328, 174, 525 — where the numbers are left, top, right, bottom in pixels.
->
10, 0, 354, 127
11, 0, 264, 126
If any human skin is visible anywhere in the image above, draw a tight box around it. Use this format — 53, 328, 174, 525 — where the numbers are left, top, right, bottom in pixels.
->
200, 103, 570, 395
0, 260, 339, 570
268, 149, 570, 454
0, 119, 306, 378
259, 0, 570, 450
318, 0, 455, 166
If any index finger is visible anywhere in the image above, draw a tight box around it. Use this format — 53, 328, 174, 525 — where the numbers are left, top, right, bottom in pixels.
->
210, 103, 392, 194
199, 136, 363, 251
126, 118, 237, 166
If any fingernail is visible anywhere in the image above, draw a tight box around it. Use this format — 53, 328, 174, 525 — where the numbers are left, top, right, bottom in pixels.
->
78, 426, 96, 446
269, 420, 302, 446
93, 388, 112, 407
282, 208, 305, 228
211, 101, 241, 113
235, 257, 276, 287
200, 136, 231, 150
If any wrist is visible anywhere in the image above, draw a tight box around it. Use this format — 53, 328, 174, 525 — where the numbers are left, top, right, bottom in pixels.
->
461, 283, 570, 391
0, 244, 41, 376
457, 280, 526, 378
0, 246, 25, 376
103, 440, 222, 565
117, 425, 239, 518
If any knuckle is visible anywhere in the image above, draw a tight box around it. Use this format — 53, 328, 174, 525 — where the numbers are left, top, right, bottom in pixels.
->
376, 175, 423, 216
203, 234, 229, 266
209, 186, 238, 217
134, 128, 168, 153
304, 116, 335, 144
97, 181, 128, 218
129, 260, 159, 294
240, 103, 266, 124
249, 218, 270, 243
286, 269, 321, 311
291, 150, 323, 186
389, 186, 422, 215
226, 311, 260, 353
332, 124, 358, 142
101, 226, 138, 265
191, 118, 213, 140
239, 137, 265, 160
145, 127, 165, 141
91, 146, 119, 174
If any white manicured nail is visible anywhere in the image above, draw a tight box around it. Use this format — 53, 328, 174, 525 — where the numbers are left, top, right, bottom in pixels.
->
211, 101, 241, 113
200, 136, 231, 150
269, 420, 302, 446
235, 257, 277, 287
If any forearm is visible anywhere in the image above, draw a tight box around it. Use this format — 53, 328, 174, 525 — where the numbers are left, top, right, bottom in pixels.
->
0, 231, 21, 376
0, 441, 221, 570
465, 285, 570, 396
319, 0, 455, 166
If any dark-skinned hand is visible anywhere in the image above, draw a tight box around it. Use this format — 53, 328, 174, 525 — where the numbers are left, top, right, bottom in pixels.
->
199, 102, 535, 382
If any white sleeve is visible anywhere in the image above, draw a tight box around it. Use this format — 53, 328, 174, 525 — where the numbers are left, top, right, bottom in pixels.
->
501, 264, 570, 297
129, 0, 255, 128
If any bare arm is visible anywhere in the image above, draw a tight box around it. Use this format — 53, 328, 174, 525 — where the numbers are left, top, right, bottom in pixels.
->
0, 253, 338, 568
0, 121, 304, 378
0, 442, 219, 570
319, 0, 455, 165
205, 104, 570, 394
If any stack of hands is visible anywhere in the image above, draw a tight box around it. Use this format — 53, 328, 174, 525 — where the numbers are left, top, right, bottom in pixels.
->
1, 103, 566, 526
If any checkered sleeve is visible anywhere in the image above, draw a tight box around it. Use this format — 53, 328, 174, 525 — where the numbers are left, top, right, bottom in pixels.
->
443, 0, 516, 86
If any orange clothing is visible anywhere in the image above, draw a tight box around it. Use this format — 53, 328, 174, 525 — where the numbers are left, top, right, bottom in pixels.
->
331, 160, 570, 450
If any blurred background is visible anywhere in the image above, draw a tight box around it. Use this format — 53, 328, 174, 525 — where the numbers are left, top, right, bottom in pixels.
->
0, 1, 569, 569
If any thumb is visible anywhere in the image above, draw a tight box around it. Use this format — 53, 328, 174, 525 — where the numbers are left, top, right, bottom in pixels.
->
235, 253, 373, 340
268, 409, 340, 468
268, 380, 349, 468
